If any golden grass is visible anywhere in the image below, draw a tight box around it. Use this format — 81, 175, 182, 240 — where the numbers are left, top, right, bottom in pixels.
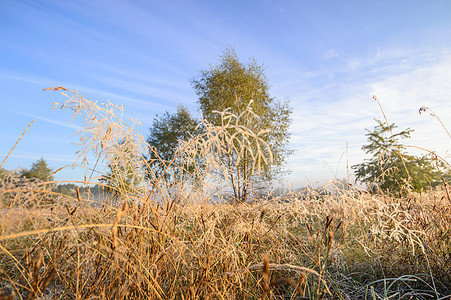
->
0, 88, 450, 299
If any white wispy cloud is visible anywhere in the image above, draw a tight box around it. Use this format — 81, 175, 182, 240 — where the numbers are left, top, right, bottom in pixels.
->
2, 153, 77, 164
89, 74, 192, 106
73, 85, 175, 112
0, 71, 176, 114
285, 49, 451, 187
322, 49, 339, 60
0, 72, 53, 86
14, 111, 83, 130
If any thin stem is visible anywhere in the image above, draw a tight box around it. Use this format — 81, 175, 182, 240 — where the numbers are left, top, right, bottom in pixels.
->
0, 119, 34, 169
419, 106, 451, 140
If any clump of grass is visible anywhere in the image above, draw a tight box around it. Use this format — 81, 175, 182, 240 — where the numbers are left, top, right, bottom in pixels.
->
0, 87, 450, 299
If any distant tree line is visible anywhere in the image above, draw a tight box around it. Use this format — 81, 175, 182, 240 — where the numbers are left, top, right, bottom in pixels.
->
1, 157, 54, 183
0, 158, 98, 198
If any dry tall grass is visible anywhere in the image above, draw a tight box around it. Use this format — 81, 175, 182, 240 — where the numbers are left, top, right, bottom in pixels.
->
0, 88, 450, 299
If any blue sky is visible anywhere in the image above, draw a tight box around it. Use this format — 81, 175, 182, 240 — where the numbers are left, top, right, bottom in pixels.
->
1, 0, 451, 187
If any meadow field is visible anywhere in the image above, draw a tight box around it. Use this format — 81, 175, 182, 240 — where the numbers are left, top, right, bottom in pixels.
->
1, 88, 450, 299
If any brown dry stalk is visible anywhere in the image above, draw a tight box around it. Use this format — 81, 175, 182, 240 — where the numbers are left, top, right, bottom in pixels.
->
32, 250, 44, 285
442, 177, 451, 203
0, 293, 14, 300
0, 119, 34, 168
112, 201, 129, 254
327, 230, 334, 255
295, 272, 306, 297
220, 262, 329, 291
270, 277, 295, 287
262, 255, 270, 299
0, 223, 168, 242
39, 267, 56, 291
27, 249, 45, 300
318, 288, 327, 300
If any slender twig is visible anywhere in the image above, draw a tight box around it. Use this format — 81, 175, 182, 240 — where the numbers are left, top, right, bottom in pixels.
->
0, 120, 34, 169
442, 177, 451, 203
419, 106, 451, 140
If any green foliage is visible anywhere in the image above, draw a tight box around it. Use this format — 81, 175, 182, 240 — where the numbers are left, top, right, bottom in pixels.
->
191, 49, 292, 201
352, 119, 445, 193
55, 183, 78, 196
101, 139, 142, 195
146, 105, 201, 181
20, 158, 54, 182
0, 168, 8, 178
